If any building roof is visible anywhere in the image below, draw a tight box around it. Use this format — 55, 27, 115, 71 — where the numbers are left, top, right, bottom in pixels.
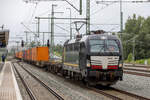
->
0, 29, 9, 33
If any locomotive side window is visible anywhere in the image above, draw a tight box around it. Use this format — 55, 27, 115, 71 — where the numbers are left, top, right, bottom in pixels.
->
66, 45, 71, 51
75, 43, 79, 51
80, 42, 86, 52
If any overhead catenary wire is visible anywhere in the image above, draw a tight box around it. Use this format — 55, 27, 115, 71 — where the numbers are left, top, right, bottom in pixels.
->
30, 3, 39, 23
38, 10, 51, 17
55, 24, 70, 32
32, 0, 78, 17
23, 0, 121, 41
91, 1, 115, 16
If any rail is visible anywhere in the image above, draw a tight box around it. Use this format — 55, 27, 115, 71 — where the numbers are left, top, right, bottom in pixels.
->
110, 87, 150, 100
12, 63, 37, 100
88, 87, 122, 100
16, 62, 64, 100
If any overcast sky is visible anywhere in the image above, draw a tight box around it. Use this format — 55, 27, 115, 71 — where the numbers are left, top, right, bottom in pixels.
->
0, 0, 150, 47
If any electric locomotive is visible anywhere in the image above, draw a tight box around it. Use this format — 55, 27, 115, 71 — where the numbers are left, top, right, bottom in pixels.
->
63, 33, 123, 86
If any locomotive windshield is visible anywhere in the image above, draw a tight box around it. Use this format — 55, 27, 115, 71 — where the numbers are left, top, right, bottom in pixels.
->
89, 40, 105, 52
89, 39, 120, 53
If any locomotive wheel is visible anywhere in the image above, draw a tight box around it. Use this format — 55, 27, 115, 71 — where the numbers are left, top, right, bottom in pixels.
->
62, 70, 67, 77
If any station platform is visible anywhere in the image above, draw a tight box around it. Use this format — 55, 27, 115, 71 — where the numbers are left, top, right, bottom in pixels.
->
0, 62, 22, 100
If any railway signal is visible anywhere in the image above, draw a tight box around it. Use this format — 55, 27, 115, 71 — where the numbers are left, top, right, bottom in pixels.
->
21, 40, 24, 47
47, 39, 50, 47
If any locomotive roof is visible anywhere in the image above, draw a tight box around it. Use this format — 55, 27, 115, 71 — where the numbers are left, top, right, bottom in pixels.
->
64, 34, 119, 45
88, 34, 119, 40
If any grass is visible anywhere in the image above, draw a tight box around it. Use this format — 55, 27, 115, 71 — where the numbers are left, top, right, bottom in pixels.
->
148, 59, 150, 65
125, 58, 150, 65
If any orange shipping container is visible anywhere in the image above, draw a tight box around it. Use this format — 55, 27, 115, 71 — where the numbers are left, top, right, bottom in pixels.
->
31, 47, 36, 61
27, 49, 30, 60
32, 47, 49, 62
25, 50, 28, 60
20, 51, 23, 59
29, 49, 32, 61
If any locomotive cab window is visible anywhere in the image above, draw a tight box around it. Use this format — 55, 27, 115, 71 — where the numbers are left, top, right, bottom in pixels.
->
89, 40, 105, 53
89, 39, 120, 53
106, 40, 119, 52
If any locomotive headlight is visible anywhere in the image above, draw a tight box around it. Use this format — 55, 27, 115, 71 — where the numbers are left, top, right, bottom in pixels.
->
87, 60, 91, 67
119, 61, 123, 68
119, 63, 123, 67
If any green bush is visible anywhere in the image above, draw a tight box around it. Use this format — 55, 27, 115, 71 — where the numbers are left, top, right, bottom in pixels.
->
148, 59, 150, 65
126, 56, 150, 65
127, 53, 133, 62
135, 59, 150, 65
137, 59, 145, 64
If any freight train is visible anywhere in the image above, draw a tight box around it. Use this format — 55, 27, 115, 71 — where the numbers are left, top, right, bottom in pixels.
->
15, 33, 123, 86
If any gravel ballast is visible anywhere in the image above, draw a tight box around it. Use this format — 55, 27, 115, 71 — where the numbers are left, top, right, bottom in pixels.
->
20, 62, 111, 100
112, 73, 150, 99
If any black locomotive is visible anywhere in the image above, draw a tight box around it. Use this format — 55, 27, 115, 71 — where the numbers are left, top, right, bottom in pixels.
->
62, 33, 123, 86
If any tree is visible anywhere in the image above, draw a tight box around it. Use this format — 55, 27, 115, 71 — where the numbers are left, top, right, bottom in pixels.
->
29, 41, 36, 47
53, 44, 63, 57
122, 14, 150, 60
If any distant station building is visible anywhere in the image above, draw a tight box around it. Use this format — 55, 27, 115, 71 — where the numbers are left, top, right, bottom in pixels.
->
0, 29, 9, 48
0, 29, 9, 58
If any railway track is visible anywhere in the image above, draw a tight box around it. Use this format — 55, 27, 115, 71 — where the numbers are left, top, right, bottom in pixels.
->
12, 62, 64, 100
88, 87, 122, 100
124, 66, 150, 77
93, 86, 150, 100
109, 87, 150, 100
19, 62, 121, 100
13, 63, 36, 100
123, 65, 150, 77
124, 68, 150, 73
124, 64, 150, 69
124, 71, 150, 77
19, 61, 150, 100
